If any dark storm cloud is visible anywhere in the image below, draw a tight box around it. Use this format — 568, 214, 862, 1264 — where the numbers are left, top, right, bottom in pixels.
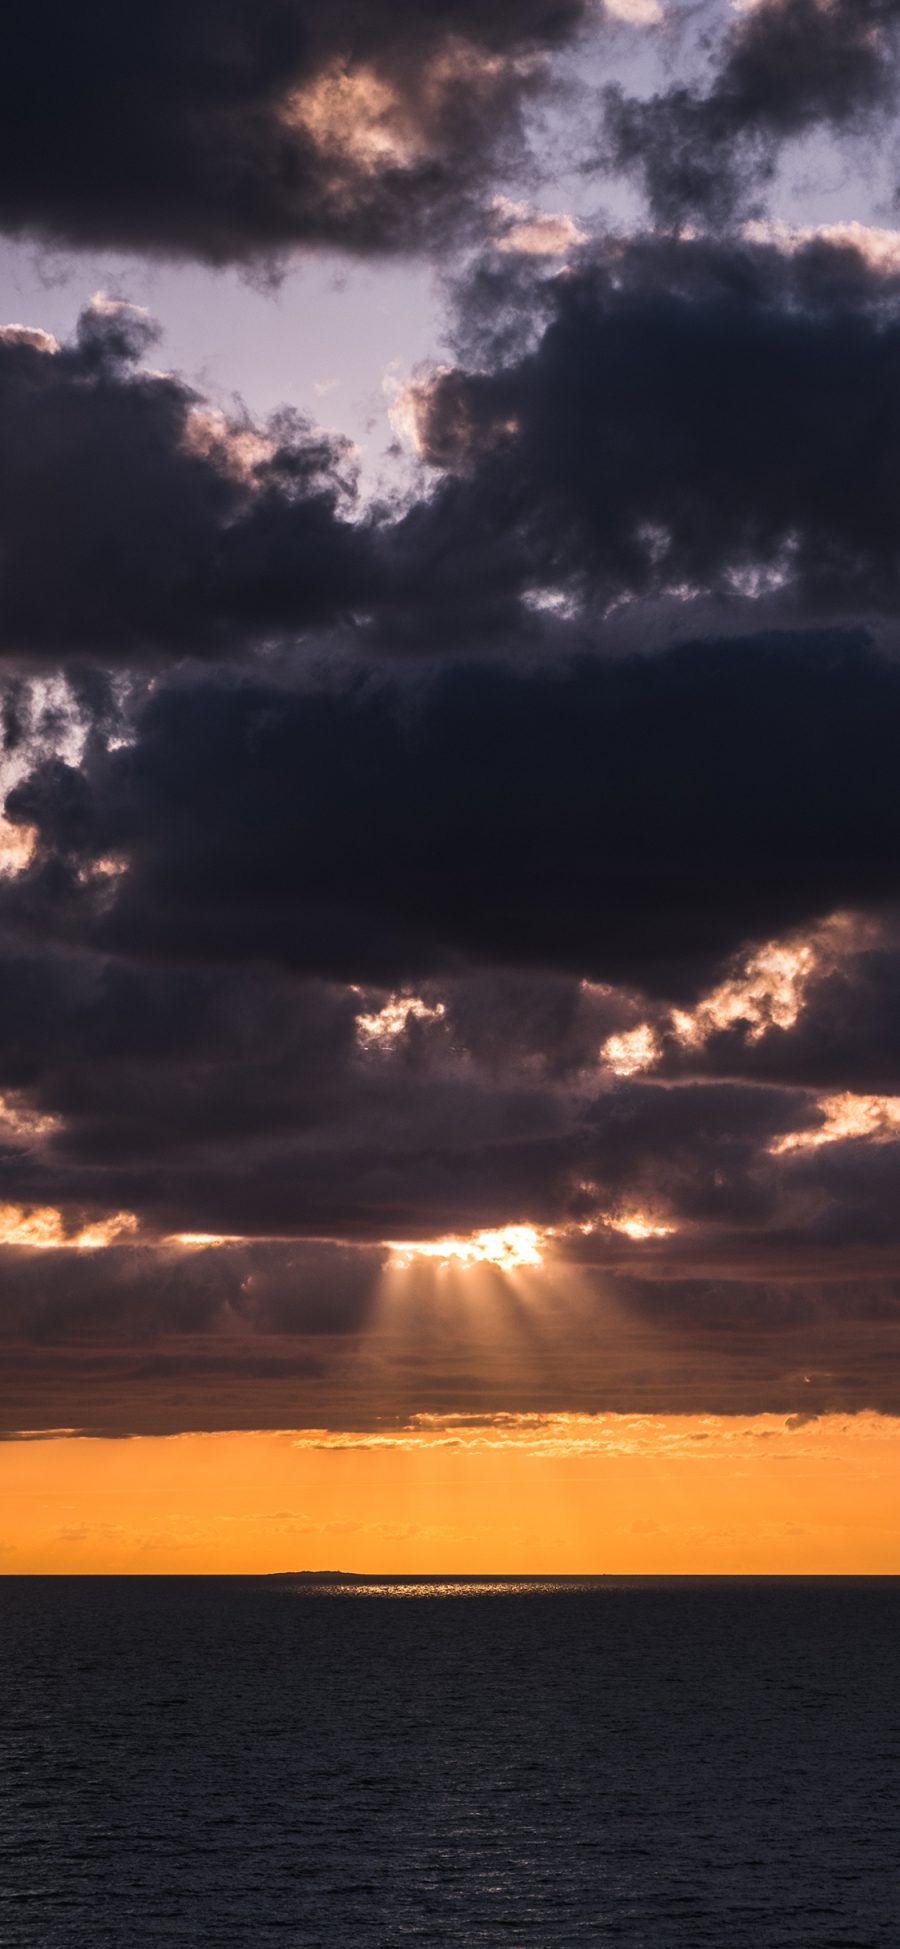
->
1, 618, 899, 1420
0, 0, 590, 263
26, 1075, 798, 1254
602, 0, 900, 227
604, 1275, 900, 1416
439, 970, 631, 1082
0, 1239, 379, 1345
3, 1251, 900, 1433
0, 302, 372, 661
0, 1237, 379, 1435
657, 930, 900, 1093
0, 897, 889, 1267
0, 932, 586, 1242
1, 933, 899, 1428
402, 238, 900, 628
0, 946, 359, 1142
8, 631, 899, 996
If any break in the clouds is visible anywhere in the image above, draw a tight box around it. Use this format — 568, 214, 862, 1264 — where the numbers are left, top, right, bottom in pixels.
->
10, 233, 900, 667
603, 0, 900, 228
0, 0, 597, 263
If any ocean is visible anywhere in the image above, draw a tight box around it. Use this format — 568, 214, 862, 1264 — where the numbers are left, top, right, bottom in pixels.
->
1, 1576, 897, 1945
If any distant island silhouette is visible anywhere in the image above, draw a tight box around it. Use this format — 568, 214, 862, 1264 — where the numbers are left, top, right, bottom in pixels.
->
267, 1570, 365, 1581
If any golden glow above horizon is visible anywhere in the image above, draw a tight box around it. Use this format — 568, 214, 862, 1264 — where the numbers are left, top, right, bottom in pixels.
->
167, 1231, 249, 1247
0, 1204, 139, 1250
0, 1093, 58, 1144
744, 217, 900, 274
3, 1413, 899, 1575
161, 1200, 681, 1266
602, 1210, 675, 1240
355, 992, 446, 1049
291, 1409, 806, 1457
0, 814, 36, 876
0, 323, 59, 353
286, 65, 421, 173
671, 936, 819, 1045
284, 43, 531, 181
492, 196, 586, 256
602, 1021, 661, 1076
180, 403, 275, 482
601, 917, 859, 1076
771, 1091, 900, 1154
388, 1224, 546, 1271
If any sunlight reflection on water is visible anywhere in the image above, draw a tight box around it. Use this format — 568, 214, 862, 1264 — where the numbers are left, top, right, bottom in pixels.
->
283, 1577, 607, 1597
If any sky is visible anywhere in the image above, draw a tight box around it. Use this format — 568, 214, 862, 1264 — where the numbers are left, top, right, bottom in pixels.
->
2, 0, 900, 1572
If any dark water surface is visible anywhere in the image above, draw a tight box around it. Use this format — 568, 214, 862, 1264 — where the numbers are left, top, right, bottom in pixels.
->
1, 1576, 898, 1946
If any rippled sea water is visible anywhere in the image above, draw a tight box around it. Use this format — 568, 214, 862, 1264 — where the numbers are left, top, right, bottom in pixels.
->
1, 1577, 898, 1946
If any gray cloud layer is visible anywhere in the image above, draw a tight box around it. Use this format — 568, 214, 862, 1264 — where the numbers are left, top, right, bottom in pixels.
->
3, 8, 900, 1433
